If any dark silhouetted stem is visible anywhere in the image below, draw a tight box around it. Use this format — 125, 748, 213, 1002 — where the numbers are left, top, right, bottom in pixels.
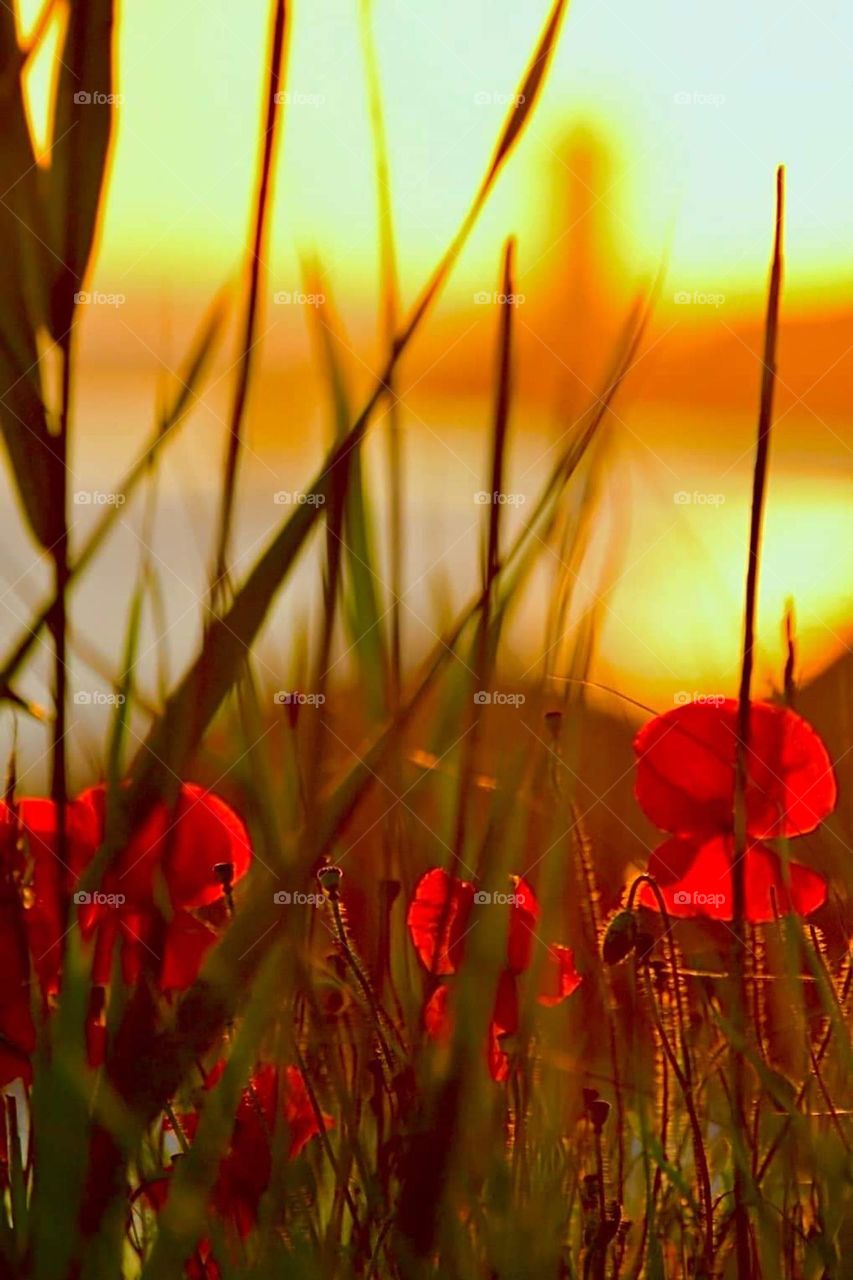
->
211, 0, 287, 607
732, 164, 785, 1280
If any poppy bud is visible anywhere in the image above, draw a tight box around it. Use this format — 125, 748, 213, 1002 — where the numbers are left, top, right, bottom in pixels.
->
213, 861, 234, 891
589, 1098, 611, 1133
213, 861, 235, 914
602, 909, 637, 966
317, 864, 343, 896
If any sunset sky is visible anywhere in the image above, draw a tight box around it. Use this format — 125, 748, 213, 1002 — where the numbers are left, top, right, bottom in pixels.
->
8, 0, 851, 724
21, 0, 853, 301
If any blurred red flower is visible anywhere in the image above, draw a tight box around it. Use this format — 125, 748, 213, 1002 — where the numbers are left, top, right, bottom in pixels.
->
142, 1062, 333, 1248
0, 782, 251, 1084
633, 699, 835, 922
77, 783, 252, 910
407, 868, 581, 1080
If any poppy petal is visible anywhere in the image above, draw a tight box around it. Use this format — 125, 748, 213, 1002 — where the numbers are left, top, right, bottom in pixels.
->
506, 876, 539, 974
283, 1064, 333, 1158
487, 1023, 510, 1082
406, 868, 475, 975
165, 785, 252, 908
0, 896, 36, 1086
423, 984, 452, 1041
640, 834, 827, 923
634, 700, 836, 840
10, 797, 99, 991
492, 969, 519, 1035
78, 783, 252, 910
160, 911, 218, 990
537, 944, 583, 1006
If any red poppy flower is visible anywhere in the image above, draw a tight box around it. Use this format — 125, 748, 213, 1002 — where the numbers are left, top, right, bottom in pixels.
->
406, 867, 540, 978
143, 1063, 332, 1246
643, 835, 828, 923
407, 868, 581, 1079
0, 796, 100, 992
0, 782, 251, 1089
77, 782, 252, 910
634, 700, 835, 922
0, 892, 37, 1087
0, 799, 98, 1085
89, 907, 218, 991
75, 782, 251, 991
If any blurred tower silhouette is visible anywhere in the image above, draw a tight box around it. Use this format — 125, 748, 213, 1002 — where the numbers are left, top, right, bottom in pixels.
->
538, 123, 622, 402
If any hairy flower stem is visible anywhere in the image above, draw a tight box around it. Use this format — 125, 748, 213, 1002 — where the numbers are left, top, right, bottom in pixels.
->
629, 875, 713, 1266
292, 1039, 362, 1232
577, 808, 625, 1202
591, 1124, 607, 1280
326, 887, 398, 1088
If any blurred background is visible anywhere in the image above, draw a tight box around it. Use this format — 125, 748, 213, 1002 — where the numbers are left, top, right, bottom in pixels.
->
3, 0, 851, 790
